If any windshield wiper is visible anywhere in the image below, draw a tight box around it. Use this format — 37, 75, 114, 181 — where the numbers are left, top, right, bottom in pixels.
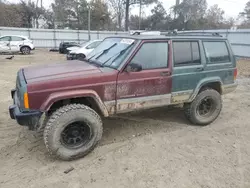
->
100, 42, 135, 68
87, 43, 117, 62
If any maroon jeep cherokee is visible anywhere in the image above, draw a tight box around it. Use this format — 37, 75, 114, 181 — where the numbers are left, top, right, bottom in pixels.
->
9, 34, 237, 160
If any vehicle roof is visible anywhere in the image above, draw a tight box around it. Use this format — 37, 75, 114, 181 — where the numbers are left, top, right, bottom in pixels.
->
90, 39, 103, 42
105, 35, 227, 40
0, 35, 29, 38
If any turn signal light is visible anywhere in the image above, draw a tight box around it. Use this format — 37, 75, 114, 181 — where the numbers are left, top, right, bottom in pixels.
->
24, 92, 29, 109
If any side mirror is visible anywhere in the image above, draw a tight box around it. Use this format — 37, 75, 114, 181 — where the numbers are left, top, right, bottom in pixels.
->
126, 63, 142, 72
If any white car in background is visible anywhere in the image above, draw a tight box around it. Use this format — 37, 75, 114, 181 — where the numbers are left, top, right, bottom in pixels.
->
67, 40, 102, 60
66, 42, 87, 52
0, 35, 35, 54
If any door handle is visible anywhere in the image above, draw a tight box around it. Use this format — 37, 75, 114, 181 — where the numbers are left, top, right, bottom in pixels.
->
161, 71, 171, 76
196, 67, 204, 71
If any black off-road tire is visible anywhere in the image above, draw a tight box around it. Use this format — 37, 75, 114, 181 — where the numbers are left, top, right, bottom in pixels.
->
20, 46, 31, 55
184, 89, 222, 126
43, 104, 103, 161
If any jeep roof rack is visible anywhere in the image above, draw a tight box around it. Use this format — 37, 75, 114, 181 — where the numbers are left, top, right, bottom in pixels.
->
131, 31, 161, 35
163, 31, 223, 37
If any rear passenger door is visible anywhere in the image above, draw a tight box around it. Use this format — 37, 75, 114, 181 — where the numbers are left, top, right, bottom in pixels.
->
10, 36, 24, 52
171, 40, 205, 103
0, 36, 11, 52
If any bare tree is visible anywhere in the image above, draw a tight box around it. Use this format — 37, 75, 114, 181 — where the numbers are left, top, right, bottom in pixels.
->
108, 0, 125, 30
205, 4, 225, 29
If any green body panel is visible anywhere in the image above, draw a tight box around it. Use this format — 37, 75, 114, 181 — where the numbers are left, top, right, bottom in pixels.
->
171, 39, 236, 95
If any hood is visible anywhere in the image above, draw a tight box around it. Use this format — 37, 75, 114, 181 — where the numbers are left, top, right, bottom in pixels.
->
23, 61, 101, 83
74, 47, 91, 54
67, 46, 80, 51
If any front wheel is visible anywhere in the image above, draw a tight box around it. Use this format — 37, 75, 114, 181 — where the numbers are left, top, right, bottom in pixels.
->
184, 89, 222, 126
78, 53, 86, 61
43, 104, 103, 161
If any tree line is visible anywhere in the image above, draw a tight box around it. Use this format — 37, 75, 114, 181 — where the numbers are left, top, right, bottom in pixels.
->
1, 0, 250, 31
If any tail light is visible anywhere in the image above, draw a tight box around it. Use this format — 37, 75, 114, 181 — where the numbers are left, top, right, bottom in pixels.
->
234, 68, 237, 80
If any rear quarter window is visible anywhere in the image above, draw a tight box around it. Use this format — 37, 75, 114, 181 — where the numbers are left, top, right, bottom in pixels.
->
203, 41, 230, 64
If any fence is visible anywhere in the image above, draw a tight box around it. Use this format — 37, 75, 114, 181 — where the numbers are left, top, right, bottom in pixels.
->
0, 27, 250, 58
0, 27, 128, 48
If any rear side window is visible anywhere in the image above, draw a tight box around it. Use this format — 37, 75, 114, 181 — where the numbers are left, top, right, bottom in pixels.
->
131, 42, 168, 70
173, 41, 201, 66
203, 41, 230, 64
11, 36, 25, 41
0, 36, 11, 41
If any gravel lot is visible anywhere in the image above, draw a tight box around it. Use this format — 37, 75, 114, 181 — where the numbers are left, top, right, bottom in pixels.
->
0, 50, 250, 188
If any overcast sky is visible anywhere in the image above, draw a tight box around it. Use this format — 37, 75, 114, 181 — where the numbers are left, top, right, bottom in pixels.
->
7, 0, 248, 18
136, 0, 248, 18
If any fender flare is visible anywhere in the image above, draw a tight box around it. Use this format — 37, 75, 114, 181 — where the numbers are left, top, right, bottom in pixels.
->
40, 89, 109, 117
188, 77, 223, 102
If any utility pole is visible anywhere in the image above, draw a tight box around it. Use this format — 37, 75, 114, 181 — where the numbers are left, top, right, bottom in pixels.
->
88, 6, 91, 40
125, 0, 130, 31
139, 0, 142, 30
174, 0, 180, 19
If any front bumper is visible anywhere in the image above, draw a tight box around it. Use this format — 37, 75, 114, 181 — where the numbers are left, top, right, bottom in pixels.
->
67, 53, 78, 60
9, 89, 42, 130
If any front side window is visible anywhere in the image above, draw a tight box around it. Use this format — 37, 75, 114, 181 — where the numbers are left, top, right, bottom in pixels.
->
129, 42, 168, 70
173, 41, 201, 66
203, 41, 230, 64
0, 36, 11, 41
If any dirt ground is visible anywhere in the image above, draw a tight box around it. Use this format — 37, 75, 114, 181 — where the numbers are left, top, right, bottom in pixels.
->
0, 50, 250, 188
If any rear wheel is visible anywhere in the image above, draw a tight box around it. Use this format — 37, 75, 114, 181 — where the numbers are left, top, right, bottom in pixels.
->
43, 104, 103, 161
184, 89, 222, 125
20, 46, 31, 55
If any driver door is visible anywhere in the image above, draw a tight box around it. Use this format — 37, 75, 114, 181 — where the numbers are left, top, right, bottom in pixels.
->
116, 40, 172, 113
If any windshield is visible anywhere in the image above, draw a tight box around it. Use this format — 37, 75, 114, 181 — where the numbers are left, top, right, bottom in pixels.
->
85, 37, 136, 69
80, 41, 88, 46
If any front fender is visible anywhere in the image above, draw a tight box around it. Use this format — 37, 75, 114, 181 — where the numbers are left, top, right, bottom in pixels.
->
40, 89, 109, 117
188, 77, 223, 102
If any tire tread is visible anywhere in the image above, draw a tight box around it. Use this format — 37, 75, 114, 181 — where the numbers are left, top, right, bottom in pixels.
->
43, 103, 102, 160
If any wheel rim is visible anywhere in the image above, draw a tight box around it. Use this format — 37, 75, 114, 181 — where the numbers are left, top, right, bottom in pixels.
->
197, 97, 216, 117
61, 121, 91, 149
22, 47, 30, 54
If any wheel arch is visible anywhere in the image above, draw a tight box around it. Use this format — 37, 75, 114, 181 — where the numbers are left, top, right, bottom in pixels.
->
188, 77, 223, 102
40, 90, 109, 117
20, 45, 31, 51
